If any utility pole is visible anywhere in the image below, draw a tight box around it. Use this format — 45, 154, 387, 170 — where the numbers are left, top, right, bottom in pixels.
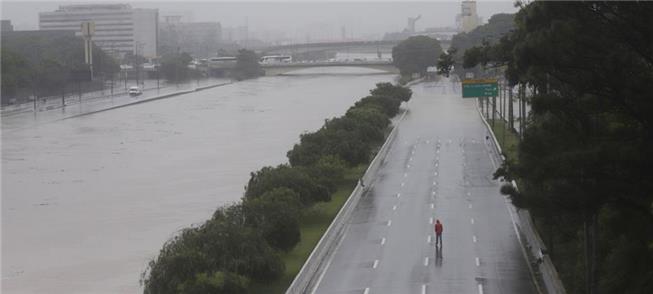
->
81, 21, 95, 81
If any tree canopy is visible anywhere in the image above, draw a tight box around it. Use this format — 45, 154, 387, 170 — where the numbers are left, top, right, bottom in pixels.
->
467, 2, 653, 293
392, 36, 443, 76
233, 49, 262, 80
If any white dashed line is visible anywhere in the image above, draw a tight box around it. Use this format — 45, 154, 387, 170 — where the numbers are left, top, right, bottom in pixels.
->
404, 173, 408, 177
364, 287, 370, 294
424, 257, 429, 266
430, 203, 434, 209
471, 218, 475, 224
432, 181, 436, 186
473, 235, 477, 243
397, 193, 401, 198
434, 172, 438, 176
373, 259, 379, 269
469, 204, 473, 209
427, 235, 432, 243
476, 257, 480, 266
478, 284, 484, 294
387, 220, 392, 227
431, 191, 436, 196
429, 217, 434, 224
381, 238, 386, 246
392, 205, 397, 211
422, 284, 427, 294
401, 182, 405, 187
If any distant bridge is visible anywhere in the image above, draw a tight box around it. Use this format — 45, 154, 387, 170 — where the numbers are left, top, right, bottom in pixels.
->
261, 60, 398, 76
262, 39, 451, 55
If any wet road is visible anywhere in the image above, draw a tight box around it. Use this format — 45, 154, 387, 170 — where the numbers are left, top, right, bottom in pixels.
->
1, 68, 393, 293
313, 79, 535, 294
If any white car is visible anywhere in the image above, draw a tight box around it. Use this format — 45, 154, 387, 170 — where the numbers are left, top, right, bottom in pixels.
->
128, 86, 142, 96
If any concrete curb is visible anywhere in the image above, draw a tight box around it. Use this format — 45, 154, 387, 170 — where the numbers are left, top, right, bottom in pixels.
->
475, 103, 567, 294
286, 107, 409, 294
63, 82, 232, 120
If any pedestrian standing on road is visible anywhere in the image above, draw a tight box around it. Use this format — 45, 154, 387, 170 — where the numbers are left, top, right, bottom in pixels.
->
434, 219, 443, 247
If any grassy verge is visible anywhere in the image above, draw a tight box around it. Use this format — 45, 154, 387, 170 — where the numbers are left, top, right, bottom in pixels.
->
488, 119, 519, 163
250, 165, 366, 293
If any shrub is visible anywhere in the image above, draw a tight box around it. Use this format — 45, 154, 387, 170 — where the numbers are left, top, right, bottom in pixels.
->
243, 188, 302, 251
245, 165, 330, 206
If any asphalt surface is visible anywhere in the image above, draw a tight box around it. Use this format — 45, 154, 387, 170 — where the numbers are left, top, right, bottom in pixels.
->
313, 78, 536, 294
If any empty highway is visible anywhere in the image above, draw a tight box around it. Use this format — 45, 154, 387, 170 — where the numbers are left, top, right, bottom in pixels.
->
313, 78, 536, 294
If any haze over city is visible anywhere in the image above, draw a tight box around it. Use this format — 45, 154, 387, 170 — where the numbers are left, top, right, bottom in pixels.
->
4, 1, 650, 294
2, 1, 517, 43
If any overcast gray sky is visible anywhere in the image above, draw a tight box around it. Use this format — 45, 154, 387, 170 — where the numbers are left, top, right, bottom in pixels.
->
1, 1, 518, 40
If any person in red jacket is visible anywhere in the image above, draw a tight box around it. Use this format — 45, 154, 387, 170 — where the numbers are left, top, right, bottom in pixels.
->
434, 219, 443, 247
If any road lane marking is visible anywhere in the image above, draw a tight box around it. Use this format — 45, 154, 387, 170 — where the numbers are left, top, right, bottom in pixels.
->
421, 284, 427, 294
310, 229, 349, 294
401, 182, 405, 187
429, 217, 434, 224
387, 220, 392, 226
471, 218, 475, 224
424, 257, 429, 266
473, 235, 477, 243
469, 204, 473, 209
381, 238, 386, 246
434, 172, 438, 176
432, 181, 436, 186
427, 235, 432, 243
397, 193, 401, 198
431, 191, 436, 196
430, 203, 434, 209
392, 205, 397, 210
404, 173, 408, 177
364, 287, 370, 294
476, 257, 480, 266
478, 284, 484, 294
373, 259, 379, 269
467, 192, 471, 196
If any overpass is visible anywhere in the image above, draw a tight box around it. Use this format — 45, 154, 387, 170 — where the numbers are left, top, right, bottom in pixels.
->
261, 60, 399, 76
262, 39, 452, 55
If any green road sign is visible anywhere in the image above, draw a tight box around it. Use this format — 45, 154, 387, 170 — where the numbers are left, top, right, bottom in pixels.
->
462, 79, 498, 98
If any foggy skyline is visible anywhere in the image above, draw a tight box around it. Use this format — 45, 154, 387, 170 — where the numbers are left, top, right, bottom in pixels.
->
1, 1, 518, 41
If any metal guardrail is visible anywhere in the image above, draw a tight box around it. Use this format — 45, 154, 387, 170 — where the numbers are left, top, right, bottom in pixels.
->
476, 104, 567, 294
286, 109, 408, 294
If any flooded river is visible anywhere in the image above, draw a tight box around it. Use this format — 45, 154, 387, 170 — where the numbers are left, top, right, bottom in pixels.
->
1, 68, 394, 293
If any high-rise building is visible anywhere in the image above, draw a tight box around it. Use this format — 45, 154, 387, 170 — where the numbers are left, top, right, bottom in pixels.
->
1, 20, 14, 32
160, 16, 221, 58
39, 4, 158, 58
460, 0, 481, 33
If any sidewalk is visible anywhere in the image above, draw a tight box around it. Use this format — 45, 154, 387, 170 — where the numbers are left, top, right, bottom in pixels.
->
1, 78, 230, 117
1, 78, 232, 132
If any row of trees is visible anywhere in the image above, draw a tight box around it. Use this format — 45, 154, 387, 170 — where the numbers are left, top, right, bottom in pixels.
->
141, 82, 412, 293
464, 2, 653, 294
1, 33, 119, 103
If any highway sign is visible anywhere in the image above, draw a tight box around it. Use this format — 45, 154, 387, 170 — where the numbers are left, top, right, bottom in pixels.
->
462, 79, 498, 98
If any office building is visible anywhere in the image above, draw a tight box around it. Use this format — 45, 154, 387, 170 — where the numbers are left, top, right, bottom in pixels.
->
160, 16, 221, 57
460, 1, 481, 33
1, 20, 14, 32
39, 4, 158, 58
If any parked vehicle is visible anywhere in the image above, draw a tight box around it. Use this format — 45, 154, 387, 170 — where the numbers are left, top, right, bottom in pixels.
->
128, 86, 142, 96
